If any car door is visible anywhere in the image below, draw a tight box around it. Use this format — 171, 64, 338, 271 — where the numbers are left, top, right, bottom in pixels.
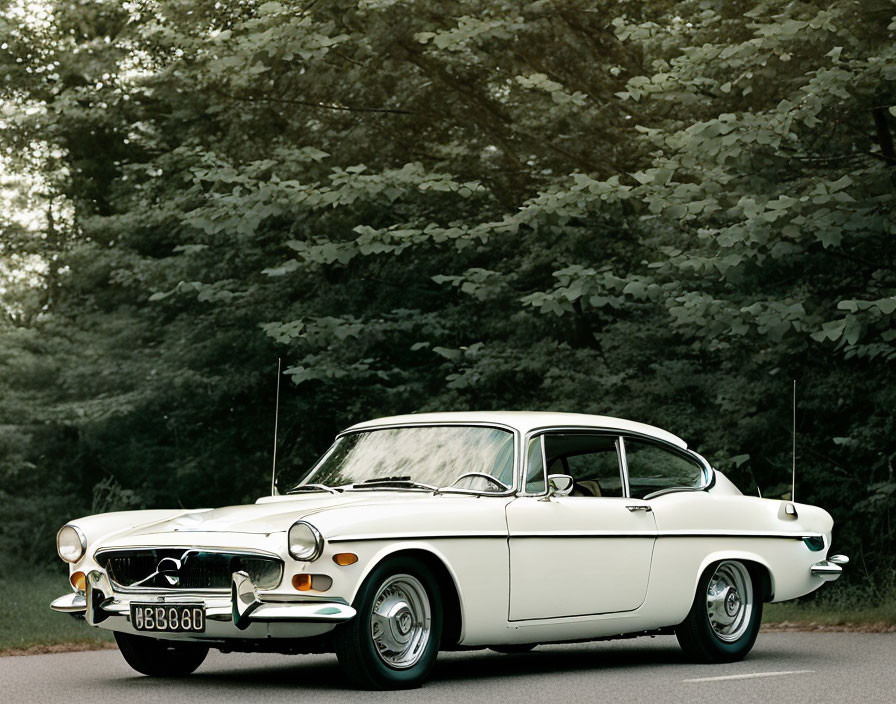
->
505, 431, 657, 621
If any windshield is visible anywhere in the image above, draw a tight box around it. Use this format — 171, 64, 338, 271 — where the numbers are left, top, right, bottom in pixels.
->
278, 425, 515, 494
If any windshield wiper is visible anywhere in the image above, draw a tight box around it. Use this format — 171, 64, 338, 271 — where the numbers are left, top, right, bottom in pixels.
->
287, 483, 341, 495
349, 477, 438, 491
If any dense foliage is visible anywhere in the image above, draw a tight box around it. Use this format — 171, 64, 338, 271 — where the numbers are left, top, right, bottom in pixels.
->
0, 1, 893, 593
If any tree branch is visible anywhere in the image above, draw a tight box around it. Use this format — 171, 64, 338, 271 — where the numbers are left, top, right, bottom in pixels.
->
216, 90, 414, 115
871, 106, 896, 166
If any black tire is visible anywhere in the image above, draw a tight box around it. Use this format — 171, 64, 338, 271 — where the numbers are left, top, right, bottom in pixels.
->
676, 560, 763, 663
334, 556, 443, 690
114, 632, 209, 677
490, 644, 537, 654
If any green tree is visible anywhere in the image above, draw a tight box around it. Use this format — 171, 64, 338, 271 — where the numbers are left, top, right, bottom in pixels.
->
0, 0, 892, 590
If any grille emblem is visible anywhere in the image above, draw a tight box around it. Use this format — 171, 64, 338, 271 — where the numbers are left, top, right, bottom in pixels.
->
128, 553, 187, 588
157, 557, 182, 586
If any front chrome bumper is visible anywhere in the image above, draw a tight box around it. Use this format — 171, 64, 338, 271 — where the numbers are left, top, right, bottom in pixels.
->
811, 553, 849, 582
50, 569, 355, 637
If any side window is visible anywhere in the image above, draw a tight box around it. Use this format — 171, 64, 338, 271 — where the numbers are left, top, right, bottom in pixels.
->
624, 439, 705, 499
524, 437, 545, 494
542, 433, 624, 498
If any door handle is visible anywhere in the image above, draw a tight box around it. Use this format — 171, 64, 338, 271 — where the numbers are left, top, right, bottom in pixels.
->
626, 505, 652, 512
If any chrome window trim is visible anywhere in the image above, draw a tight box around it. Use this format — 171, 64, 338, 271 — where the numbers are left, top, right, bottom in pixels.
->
618, 436, 631, 499
94, 546, 284, 594
620, 434, 713, 497
520, 427, 629, 498
525, 424, 712, 480
296, 421, 521, 497
517, 434, 547, 497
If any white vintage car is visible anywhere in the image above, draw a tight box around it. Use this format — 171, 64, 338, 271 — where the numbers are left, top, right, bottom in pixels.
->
52, 412, 847, 689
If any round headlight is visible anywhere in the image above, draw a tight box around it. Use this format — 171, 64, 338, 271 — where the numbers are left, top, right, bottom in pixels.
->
57, 524, 86, 564
288, 521, 323, 561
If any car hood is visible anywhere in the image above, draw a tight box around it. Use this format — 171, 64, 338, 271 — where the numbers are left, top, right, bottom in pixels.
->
119, 492, 427, 537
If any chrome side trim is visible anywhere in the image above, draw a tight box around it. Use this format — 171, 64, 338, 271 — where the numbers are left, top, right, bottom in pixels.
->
513, 531, 656, 539
329, 531, 507, 543
328, 530, 823, 543
655, 530, 822, 540
50, 592, 87, 613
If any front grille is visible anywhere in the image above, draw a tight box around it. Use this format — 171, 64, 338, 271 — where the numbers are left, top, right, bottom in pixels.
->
96, 548, 282, 591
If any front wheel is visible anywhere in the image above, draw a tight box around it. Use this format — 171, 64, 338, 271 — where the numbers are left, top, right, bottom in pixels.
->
114, 632, 208, 676
334, 557, 442, 690
675, 560, 763, 663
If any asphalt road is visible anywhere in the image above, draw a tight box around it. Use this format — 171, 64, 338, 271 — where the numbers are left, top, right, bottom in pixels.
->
3, 633, 894, 703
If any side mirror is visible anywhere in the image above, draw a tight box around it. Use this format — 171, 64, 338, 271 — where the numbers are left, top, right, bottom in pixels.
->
546, 474, 574, 498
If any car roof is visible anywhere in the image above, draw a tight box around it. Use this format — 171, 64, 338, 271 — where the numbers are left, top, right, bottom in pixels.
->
343, 411, 688, 449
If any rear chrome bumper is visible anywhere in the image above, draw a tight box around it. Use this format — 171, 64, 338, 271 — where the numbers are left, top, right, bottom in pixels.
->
50, 569, 355, 637
811, 554, 849, 582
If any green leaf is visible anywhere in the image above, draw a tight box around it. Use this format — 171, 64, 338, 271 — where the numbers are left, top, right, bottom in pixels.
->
432, 346, 462, 361
812, 319, 846, 342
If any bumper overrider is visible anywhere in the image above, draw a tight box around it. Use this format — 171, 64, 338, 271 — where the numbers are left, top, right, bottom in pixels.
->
50, 569, 355, 638
810, 553, 849, 582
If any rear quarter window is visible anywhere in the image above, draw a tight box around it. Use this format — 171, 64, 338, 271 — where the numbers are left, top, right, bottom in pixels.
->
624, 439, 705, 499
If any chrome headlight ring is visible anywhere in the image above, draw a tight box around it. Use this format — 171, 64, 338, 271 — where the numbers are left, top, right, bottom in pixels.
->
288, 521, 324, 561
57, 524, 87, 564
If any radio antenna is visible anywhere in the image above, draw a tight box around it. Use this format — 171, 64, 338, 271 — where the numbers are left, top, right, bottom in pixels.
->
791, 379, 796, 503
270, 358, 282, 495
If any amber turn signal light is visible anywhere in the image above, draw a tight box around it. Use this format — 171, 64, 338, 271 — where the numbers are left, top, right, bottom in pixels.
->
292, 574, 312, 591
70, 571, 86, 592
333, 553, 358, 566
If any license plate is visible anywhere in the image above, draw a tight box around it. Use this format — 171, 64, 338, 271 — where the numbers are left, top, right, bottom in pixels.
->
130, 603, 205, 633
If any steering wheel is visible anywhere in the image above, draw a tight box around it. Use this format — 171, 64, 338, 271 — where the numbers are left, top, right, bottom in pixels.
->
450, 472, 509, 491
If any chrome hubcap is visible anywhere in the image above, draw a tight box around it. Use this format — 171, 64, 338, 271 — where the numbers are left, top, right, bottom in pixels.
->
369, 574, 431, 669
706, 561, 753, 642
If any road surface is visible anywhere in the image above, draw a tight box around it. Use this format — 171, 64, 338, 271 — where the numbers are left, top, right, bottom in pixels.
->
3, 633, 893, 703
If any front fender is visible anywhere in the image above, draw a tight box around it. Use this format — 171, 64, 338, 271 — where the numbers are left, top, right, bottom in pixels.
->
320, 536, 508, 646
340, 541, 468, 644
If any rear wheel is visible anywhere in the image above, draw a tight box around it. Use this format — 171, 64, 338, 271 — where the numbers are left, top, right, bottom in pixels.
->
114, 632, 208, 676
334, 556, 443, 690
676, 560, 763, 663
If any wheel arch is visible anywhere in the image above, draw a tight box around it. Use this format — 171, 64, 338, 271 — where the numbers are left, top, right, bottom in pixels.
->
694, 551, 775, 602
349, 545, 464, 649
